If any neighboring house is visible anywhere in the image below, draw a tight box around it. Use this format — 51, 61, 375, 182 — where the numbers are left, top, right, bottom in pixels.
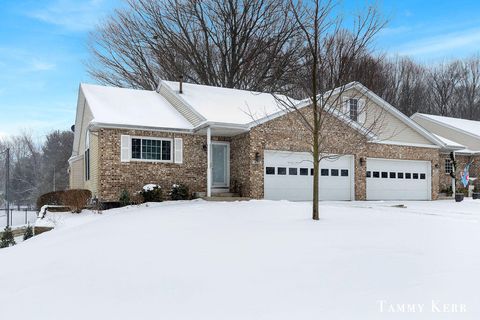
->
69, 80, 450, 204
411, 113, 480, 192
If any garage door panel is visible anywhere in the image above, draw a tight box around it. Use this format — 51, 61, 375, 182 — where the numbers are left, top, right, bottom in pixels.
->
366, 158, 431, 200
264, 151, 354, 201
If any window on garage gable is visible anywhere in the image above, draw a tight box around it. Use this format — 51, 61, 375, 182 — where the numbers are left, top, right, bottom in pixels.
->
348, 99, 358, 121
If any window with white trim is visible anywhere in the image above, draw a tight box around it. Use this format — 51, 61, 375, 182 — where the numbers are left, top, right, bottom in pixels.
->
349, 98, 358, 121
131, 138, 172, 161
445, 159, 453, 173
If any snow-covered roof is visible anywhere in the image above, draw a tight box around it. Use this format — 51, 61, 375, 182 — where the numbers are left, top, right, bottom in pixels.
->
414, 113, 480, 140
162, 81, 297, 125
81, 84, 193, 130
432, 134, 465, 149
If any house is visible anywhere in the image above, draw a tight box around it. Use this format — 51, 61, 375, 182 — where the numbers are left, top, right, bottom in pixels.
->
411, 113, 480, 192
69, 80, 451, 204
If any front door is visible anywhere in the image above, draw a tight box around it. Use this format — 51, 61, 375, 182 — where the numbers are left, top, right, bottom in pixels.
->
211, 142, 230, 188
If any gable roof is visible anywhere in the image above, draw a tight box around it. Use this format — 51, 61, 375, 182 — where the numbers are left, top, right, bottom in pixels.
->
159, 80, 297, 126
305, 82, 444, 147
411, 113, 480, 141
81, 83, 193, 131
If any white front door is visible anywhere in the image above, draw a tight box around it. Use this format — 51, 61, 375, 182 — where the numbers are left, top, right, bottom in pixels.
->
263, 150, 355, 201
211, 142, 230, 188
366, 158, 431, 200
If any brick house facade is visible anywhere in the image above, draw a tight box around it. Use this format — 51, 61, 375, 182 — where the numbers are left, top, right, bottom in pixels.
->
70, 81, 452, 203
91, 108, 441, 202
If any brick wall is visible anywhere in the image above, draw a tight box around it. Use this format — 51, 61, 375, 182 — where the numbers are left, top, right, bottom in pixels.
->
98, 128, 209, 202
242, 109, 440, 200
439, 154, 480, 192
97, 110, 442, 202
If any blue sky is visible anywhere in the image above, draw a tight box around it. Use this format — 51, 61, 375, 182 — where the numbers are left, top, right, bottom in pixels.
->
1, 0, 480, 139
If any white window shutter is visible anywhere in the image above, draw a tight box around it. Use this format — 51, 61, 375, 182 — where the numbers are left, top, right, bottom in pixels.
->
120, 135, 131, 162
342, 97, 349, 117
358, 99, 366, 124
174, 138, 183, 164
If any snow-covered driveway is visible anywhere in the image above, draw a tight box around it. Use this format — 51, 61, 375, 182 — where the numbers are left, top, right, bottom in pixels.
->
0, 199, 479, 320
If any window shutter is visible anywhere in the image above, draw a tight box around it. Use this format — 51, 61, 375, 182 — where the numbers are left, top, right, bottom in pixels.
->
358, 99, 366, 124
342, 97, 349, 117
120, 135, 131, 162
174, 138, 183, 164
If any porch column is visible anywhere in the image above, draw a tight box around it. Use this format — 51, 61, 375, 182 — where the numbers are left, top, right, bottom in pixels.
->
207, 126, 212, 197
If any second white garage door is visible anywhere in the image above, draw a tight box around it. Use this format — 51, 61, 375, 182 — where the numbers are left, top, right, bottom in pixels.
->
264, 150, 354, 201
366, 158, 431, 200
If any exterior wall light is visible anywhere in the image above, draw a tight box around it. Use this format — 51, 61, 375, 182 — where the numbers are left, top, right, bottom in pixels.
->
255, 152, 261, 162
359, 157, 366, 166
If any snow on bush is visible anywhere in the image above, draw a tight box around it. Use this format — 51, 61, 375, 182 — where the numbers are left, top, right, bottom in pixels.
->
141, 184, 163, 202
143, 184, 160, 192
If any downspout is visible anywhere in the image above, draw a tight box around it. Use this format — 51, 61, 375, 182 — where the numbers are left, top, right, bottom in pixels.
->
452, 150, 456, 197
207, 126, 212, 197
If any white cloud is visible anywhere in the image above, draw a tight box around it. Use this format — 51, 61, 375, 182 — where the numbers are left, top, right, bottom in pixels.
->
27, 0, 117, 32
378, 26, 411, 37
31, 59, 56, 71
397, 27, 480, 58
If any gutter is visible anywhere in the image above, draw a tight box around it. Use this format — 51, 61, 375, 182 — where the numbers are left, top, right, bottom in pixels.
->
88, 122, 194, 134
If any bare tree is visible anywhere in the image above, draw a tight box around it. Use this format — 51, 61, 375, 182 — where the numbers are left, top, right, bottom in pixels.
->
428, 61, 461, 116
3, 132, 42, 208
457, 55, 480, 120
88, 0, 302, 91
271, 0, 386, 220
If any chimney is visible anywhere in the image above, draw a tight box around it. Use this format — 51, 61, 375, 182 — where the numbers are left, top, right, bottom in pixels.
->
179, 75, 183, 94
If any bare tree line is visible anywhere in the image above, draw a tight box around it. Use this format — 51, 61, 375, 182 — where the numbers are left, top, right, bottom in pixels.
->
88, 0, 480, 121
353, 55, 480, 120
0, 130, 73, 208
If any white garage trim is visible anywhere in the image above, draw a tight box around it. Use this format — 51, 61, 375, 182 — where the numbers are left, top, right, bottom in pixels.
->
366, 158, 432, 201
263, 150, 355, 201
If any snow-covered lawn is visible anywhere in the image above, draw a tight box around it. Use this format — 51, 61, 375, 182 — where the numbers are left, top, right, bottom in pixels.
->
0, 199, 479, 319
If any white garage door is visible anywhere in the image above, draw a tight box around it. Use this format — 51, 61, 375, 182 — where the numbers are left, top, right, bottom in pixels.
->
264, 151, 354, 201
366, 158, 431, 200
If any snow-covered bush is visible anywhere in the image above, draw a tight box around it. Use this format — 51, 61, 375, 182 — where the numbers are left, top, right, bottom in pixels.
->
0, 226, 16, 248
141, 184, 163, 202
170, 184, 190, 200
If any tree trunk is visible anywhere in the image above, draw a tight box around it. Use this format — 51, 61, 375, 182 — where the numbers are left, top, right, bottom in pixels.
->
312, 133, 320, 220
311, 1, 320, 220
